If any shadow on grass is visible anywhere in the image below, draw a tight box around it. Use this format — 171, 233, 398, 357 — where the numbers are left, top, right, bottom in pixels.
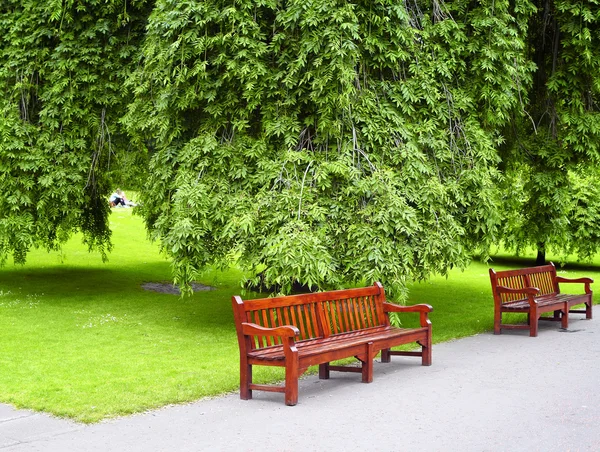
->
0, 261, 171, 290
0, 265, 113, 281
0, 261, 238, 333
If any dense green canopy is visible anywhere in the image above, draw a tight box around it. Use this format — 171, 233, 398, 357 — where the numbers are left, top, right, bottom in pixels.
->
1, 0, 600, 298
0, 0, 151, 263
123, 0, 535, 297
499, 0, 600, 264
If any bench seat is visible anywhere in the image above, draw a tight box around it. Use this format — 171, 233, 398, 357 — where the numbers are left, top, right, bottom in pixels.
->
500, 293, 591, 312
247, 325, 429, 363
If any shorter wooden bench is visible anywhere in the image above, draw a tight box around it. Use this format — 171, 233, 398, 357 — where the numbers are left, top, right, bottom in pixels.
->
232, 282, 432, 405
489, 263, 593, 337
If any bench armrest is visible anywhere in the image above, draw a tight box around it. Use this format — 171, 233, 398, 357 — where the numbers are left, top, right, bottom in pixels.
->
496, 285, 540, 296
556, 276, 593, 284
556, 276, 593, 294
383, 302, 433, 313
241, 322, 300, 338
383, 302, 433, 328
495, 285, 540, 308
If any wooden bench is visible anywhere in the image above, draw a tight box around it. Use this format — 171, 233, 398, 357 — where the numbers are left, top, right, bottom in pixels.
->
489, 263, 593, 337
232, 282, 432, 406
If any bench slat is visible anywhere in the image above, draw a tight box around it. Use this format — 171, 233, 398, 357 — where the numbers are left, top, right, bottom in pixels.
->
350, 297, 361, 330
311, 303, 319, 338
297, 305, 309, 340
262, 309, 272, 347
329, 300, 340, 334
344, 299, 354, 331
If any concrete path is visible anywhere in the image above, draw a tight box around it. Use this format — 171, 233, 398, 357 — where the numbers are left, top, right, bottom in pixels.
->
1, 318, 599, 452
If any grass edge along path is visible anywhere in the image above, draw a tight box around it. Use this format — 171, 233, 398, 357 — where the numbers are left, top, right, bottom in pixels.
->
0, 209, 598, 422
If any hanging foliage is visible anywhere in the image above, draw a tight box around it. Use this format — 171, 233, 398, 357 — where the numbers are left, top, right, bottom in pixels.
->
124, 0, 535, 297
8, 0, 595, 296
500, 0, 600, 263
0, 0, 151, 263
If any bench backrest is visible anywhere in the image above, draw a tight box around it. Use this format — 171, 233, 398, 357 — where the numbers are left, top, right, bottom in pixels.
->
232, 282, 388, 351
489, 263, 559, 305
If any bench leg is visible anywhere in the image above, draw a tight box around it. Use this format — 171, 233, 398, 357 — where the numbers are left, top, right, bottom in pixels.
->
319, 363, 330, 379
586, 299, 593, 319
284, 350, 299, 406
380, 348, 391, 363
530, 308, 539, 337
422, 330, 432, 366
361, 342, 374, 383
494, 310, 502, 335
561, 305, 569, 329
240, 359, 252, 400
553, 310, 561, 321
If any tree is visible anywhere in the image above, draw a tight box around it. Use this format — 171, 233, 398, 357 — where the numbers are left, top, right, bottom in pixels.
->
7, 0, 596, 296
0, 0, 151, 264
500, 0, 600, 264
124, 0, 534, 297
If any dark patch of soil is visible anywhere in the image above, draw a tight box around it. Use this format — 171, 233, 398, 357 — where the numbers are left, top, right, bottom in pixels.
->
141, 282, 215, 295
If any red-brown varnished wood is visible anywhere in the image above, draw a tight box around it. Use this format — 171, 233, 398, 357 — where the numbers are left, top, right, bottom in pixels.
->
232, 282, 433, 406
489, 263, 594, 337
362, 342, 374, 383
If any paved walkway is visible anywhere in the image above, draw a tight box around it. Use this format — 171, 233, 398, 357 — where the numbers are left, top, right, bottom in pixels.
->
1, 317, 599, 452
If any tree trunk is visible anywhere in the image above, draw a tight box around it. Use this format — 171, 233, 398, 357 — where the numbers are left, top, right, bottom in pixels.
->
536, 242, 546, 266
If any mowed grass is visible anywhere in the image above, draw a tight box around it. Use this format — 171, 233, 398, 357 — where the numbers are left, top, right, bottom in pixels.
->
0, 208, 281, 422
0, 209, 598, 422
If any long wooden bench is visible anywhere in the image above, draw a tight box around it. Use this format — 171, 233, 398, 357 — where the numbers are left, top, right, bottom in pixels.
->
232, 282, 433, 406
489, 263, 593, 337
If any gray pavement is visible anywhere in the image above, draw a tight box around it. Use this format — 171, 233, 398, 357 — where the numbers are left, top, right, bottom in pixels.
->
1, 317, 599, 452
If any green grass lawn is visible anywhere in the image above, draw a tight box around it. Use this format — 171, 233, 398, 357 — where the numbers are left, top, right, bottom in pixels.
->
0, 208, 598, 422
